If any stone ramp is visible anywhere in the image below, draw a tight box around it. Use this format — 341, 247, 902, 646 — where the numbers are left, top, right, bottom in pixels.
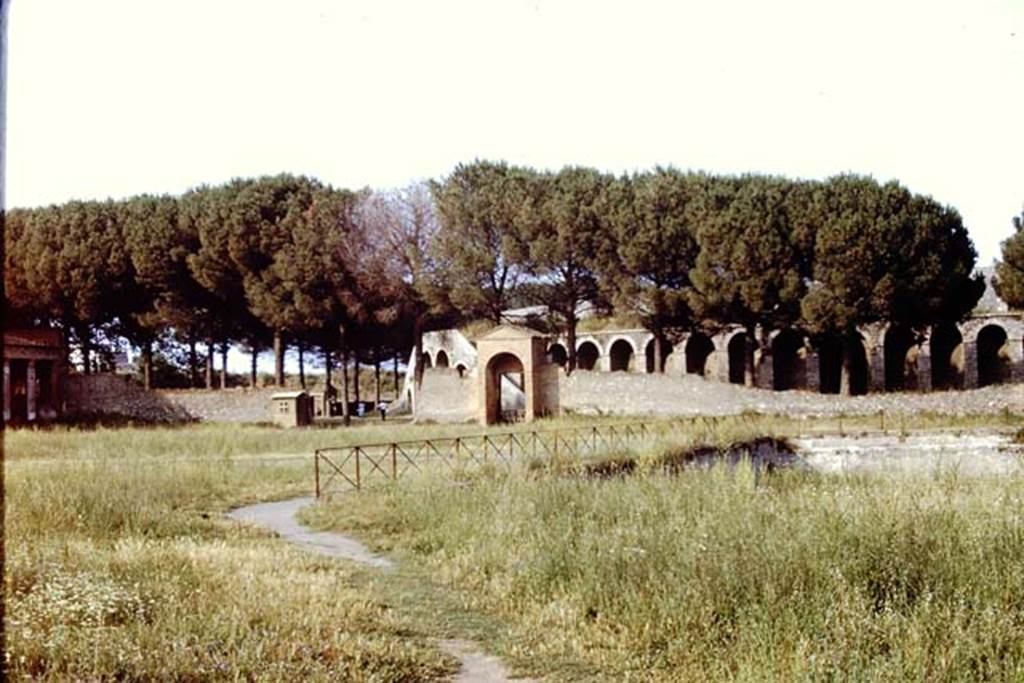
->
794, 431, 1024, 476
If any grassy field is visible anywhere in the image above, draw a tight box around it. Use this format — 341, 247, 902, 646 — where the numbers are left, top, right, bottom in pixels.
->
306, 431, 1024, 681
4, 442, 458, 680
5, 413, 1023, 680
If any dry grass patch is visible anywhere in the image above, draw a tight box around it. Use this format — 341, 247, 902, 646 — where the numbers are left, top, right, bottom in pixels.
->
4, 454, 454, 681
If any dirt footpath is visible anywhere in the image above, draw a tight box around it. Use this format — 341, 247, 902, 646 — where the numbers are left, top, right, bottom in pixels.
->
229, 498, 533, 683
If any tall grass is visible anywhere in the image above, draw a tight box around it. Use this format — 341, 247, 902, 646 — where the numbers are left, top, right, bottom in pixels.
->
6, 410, 1016, 462
310, 456, 1024, 680
4, 456, 453, 680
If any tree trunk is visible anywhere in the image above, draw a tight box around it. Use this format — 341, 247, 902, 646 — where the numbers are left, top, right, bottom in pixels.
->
394, 353, 400, 399
142, 341, 153, 390
324, 347, 333, 393
353, 353, 361, 405
840, 333, 856, 396
220, 343, 228, 389
298, 343, 306, 389
760, 326, 773, 389
273, 331, 285, 386
414, 323, 425, 387
205, 341, 214, 389
250, 342, 259, 388
374, 361, 381, 405
566, 313, 578, 373
340, 344, 351, 426
188, 337, 199, 388
80, 326, 92, 375
744, 325, 756, 387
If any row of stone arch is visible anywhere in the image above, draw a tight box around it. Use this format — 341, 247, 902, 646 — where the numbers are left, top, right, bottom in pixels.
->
545, 321, 1018, 393
420, 350, 468, 377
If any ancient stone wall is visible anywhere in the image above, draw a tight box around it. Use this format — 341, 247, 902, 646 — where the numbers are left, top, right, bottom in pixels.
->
559, 370, 718, 417
413, 368, 476, 423
65, 374, 279, 423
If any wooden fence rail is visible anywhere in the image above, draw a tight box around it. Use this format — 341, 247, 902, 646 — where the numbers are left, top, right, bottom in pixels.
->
314, 418, 671, 496
314, 410, 963, 497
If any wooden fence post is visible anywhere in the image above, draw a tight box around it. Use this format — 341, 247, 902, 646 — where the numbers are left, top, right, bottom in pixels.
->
315, 451, 320, 498
355, 448, 361, 490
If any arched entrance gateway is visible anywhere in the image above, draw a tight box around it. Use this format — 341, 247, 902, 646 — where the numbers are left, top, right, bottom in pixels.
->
434, 350, 449, 368
486, 353, 525, 423
476, 325, 553, 425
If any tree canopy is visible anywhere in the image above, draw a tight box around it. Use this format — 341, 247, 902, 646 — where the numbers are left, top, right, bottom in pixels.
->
994, 207, 1024, 310
4, 163, 989, 395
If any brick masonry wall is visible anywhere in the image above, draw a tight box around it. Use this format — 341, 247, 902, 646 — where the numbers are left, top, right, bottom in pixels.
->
65, 374, 280, 423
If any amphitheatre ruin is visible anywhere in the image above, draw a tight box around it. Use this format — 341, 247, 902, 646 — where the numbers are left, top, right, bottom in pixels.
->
405, 271, 1022, 425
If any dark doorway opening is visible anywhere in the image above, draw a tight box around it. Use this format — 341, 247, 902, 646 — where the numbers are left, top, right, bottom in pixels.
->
884, 325, 918, 391
685, 333, 715, 376
577, 342, 600, 371
727, 334, 747, 385
772, 330, 804, 390
548, 343, 568, 368
645, 338, 674, 373
930, 323, 964, 390
609, 340, 634, 372
977, 325, 1010, 387
9, 359, 28, 422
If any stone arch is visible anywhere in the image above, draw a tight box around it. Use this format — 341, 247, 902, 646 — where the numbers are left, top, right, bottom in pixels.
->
726, 332, 748, 385
577, 341, 600, 371
884, 324, 919, 391
645, 337, 674, 373
421, 352, 433, 369
977, 324, 1011, 386
434, 350, 449, 368
930, 323, 964, 390
548, 342, 568, 368
772, 329, 804, 390
816, 334, 843, 394
609, 338, 635, 372
485, 352, 526, 423
685, 333, 715, 376
455, 363, 467, 378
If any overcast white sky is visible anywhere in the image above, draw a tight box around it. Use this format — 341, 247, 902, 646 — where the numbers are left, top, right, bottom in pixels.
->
7, 0, 1024, 371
